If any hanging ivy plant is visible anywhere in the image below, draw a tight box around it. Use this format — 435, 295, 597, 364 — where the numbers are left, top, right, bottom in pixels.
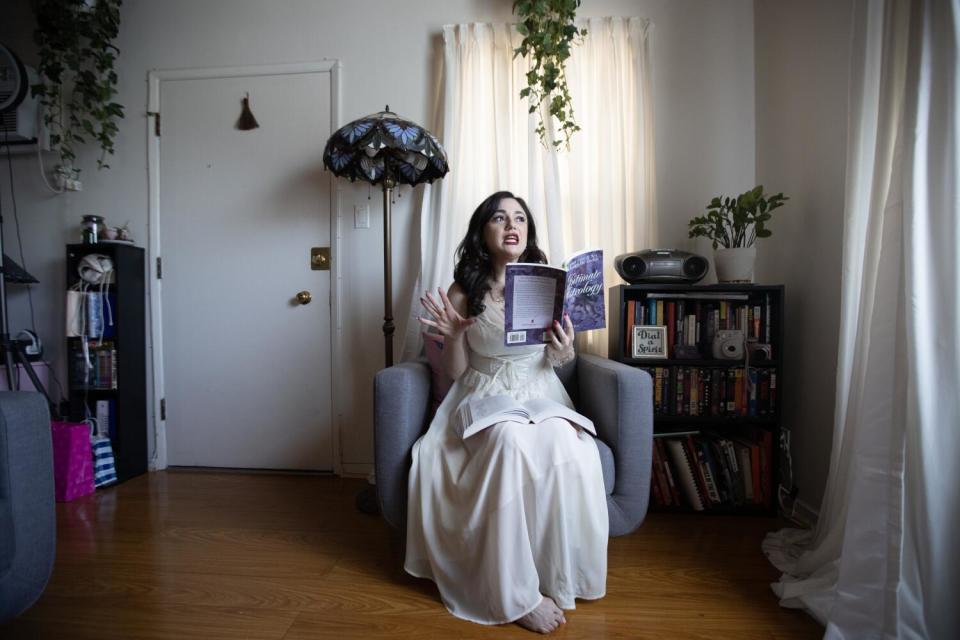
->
32, 0, 125, 173
513, 0, 587, 150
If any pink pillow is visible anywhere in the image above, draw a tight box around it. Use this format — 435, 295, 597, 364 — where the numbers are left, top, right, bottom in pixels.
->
423, 332, 453, 414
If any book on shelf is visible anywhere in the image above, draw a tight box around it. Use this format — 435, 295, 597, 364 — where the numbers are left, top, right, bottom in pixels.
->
701, 436, 734, 504
652, 439, 681, 506
640, 365, 777, 418
650, 429, 775, 511
728, 429, 773, 508
504, 249, 605, 346
68, 339, 118, 391
623, 292, 776, 360
681, 434, 714, 506
663, 437, 705, 511
756, 428, 773, 508
650, 440, 668, 505
626, 300, 636, 354
733, 437, 758, 504
764, 293, 772, 343
691, 436, 722, 505
455, 395, 596, 440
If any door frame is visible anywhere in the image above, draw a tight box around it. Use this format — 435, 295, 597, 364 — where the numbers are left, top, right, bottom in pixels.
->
146, 61, 344, 473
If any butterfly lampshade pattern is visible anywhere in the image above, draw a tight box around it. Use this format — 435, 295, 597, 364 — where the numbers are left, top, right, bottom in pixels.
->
323, 107, 449, 185
322, 107, 449, 370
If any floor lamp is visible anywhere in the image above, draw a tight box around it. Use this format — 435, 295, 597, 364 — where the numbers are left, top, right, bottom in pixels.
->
324, 108, 448, 515
323, 107, 449, 367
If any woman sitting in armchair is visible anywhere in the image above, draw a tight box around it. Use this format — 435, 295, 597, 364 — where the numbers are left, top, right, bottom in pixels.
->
407, 191, 608, 634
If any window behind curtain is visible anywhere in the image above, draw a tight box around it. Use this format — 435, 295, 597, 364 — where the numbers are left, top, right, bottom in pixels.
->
403, 17, 657, 359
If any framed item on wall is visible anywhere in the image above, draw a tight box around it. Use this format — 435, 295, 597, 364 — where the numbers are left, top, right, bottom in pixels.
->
632, 325, 667, 358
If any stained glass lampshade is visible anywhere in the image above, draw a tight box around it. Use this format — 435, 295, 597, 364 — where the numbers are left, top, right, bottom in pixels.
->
323, 107, 449, 186
323, 107, 449, 368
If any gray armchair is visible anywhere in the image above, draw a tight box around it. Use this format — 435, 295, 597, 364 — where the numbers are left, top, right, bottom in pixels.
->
374, 354, 653, 537
0, 391, 56, 623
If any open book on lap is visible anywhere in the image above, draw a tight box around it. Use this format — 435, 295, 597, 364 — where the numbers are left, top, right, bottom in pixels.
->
457, 395, 596, 440
503, 249, 605, 346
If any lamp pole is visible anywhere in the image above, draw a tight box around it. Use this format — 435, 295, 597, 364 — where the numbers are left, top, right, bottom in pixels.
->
382, 179, 395, 367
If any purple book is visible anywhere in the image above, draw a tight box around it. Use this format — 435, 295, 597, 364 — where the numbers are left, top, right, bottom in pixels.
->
503, 249, 606, 346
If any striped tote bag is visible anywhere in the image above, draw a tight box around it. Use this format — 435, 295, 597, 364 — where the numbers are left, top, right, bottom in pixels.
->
88, 419, 117, 487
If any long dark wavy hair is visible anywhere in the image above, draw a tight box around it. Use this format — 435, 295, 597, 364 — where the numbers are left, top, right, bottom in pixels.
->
454, 191, 548, 317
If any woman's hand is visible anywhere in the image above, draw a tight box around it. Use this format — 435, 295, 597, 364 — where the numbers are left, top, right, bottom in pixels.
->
546, 313, 576, 366
418, 288, 476, 339
547, 313, 575, 351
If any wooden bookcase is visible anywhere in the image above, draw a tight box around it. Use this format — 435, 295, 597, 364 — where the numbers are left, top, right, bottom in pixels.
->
66, 243, 148, 483
608, 283, 784, 515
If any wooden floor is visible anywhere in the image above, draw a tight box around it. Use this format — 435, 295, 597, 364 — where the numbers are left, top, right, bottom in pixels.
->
2, 471, 822, 639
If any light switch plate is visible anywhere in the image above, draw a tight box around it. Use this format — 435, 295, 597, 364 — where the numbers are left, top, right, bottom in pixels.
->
354, 203, 370, 229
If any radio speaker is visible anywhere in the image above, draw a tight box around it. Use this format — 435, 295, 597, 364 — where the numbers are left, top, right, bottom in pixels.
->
614, 249, 709, 284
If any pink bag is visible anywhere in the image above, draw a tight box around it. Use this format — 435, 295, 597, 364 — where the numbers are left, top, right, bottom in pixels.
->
51, 421, 95, 502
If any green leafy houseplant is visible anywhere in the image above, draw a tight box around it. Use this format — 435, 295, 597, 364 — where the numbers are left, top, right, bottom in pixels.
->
688, 186, 789, 249
32, 0, 125, 174
513, 0, 586, 150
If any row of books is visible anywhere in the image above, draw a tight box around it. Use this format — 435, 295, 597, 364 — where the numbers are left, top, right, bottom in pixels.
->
624, 293, 775, 359
651, 429, 774, 511
642, 366, 777, 417
69, 339, 118, 390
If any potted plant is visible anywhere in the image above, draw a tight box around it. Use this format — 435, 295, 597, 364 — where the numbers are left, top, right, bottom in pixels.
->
688, 185, 789, 282
32, 0, 125, 183
513, 0, 586, 150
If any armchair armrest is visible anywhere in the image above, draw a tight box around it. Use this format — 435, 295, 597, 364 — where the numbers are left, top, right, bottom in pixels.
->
373, 361, 431, 531
576, 355, 653, 536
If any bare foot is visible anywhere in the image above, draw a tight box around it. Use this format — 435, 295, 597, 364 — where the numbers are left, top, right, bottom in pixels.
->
516, 596, 566, 634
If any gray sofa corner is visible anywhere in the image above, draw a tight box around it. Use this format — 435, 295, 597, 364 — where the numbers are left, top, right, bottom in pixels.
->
0, 391, 56, 624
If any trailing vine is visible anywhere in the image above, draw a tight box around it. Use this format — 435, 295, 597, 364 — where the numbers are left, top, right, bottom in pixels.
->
32, 0, 125, 172
513, 0, 587, 150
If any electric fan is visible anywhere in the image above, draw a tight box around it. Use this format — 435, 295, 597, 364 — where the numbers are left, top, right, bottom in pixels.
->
0, 43, 28, 114
0, 42, 56, 409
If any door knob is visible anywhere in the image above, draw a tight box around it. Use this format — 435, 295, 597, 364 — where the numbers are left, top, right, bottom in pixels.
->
296, 291, 312, 305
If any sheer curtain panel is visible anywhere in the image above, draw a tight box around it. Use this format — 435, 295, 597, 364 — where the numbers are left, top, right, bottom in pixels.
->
763, 1, 960, 637
401, 17, 657, 360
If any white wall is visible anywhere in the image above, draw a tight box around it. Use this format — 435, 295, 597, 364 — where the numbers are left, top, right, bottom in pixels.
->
754, 0, 853, 510
1, 0, 755, 472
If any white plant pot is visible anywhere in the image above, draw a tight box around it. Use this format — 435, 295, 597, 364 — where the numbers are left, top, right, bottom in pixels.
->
714, 246, 757, 283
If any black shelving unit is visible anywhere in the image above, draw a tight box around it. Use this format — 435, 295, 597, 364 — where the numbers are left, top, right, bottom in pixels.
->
66, 243, 147, 483
608, 283, 785, 515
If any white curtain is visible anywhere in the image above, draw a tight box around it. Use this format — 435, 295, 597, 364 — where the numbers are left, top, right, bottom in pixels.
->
763, 1, 960, 637
400, 17, 657, 361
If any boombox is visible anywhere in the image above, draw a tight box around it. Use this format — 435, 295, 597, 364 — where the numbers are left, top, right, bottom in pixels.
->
614, 249, 709, 284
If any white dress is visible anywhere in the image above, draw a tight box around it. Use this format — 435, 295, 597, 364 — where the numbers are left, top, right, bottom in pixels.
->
405, 296, 609, 625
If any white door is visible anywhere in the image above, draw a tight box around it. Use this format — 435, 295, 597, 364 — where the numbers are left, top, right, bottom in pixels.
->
156, 66, 335, 470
